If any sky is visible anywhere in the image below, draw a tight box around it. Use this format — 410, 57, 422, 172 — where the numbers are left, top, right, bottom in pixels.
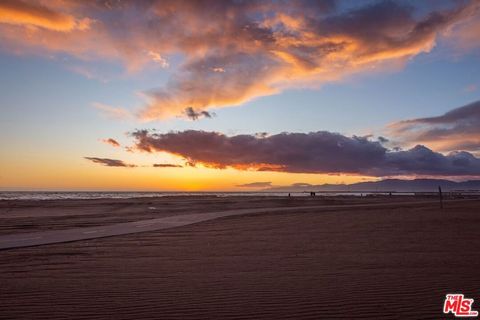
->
1, 0, 480, 191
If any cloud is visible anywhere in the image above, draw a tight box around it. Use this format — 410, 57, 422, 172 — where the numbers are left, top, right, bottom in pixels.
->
291, 183, 314, 188
93, 102, 132, 120
212, 67, 225, 73
84, 157, 136, 167
388, 100, 480, 154
1, 1, 480, 119
237, 182, 272, 188
185, 161, 196, 168
130, 129, 480, 177
153, 163, 182, 168
381, 145, 480, 176
147, 51, 169, 68
378, 136, 389, 144
183, 107, 214, 121
0, 0, 91, 32
444, 4, 480, 51
464, 84, 477, 92
101, 138, 120, 147
67, 64, 111, 82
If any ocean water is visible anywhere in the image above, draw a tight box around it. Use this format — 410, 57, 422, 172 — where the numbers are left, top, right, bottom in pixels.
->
0, 190, 417, 201
0, 191, 312, 201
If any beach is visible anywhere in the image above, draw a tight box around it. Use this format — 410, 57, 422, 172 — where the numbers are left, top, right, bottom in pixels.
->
0, 196, 479, 319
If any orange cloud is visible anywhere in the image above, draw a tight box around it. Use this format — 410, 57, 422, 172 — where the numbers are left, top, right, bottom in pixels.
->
1, 1, 480, 120
0, 0, 90, 31
136, 0, 480, 119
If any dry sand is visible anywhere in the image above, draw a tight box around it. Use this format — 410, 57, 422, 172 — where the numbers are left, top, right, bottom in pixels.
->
0, 196, 479, 319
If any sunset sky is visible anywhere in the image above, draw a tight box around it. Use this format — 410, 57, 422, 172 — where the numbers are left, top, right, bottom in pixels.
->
1, 0, 480, 191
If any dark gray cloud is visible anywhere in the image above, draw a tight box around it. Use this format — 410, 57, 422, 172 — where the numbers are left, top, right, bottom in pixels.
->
381, 146, 480, 176
237, 182, 272, 188
389, 100, 480, 153
153, 163, 183, 168
378, 136, 389, 144
183, 107, 214, 121
131, 130, 480, 176
84, 157, 136, 167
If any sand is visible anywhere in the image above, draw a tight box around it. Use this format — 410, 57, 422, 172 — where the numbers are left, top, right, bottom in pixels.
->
0, 196, 402, 235
0, 196, 479, 319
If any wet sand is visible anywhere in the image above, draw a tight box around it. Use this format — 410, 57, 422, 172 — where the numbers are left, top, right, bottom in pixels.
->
0, 196, 479, 319
0, 196, 398, 235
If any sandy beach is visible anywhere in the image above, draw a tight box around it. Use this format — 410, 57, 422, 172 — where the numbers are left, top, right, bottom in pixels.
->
1, 196, 479, 319
3, 0, 480, 319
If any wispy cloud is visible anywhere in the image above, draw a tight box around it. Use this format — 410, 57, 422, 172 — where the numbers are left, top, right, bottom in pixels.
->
93, 102, 133, 121
152, 163, 182, 168
130, 129, 480, 177
101, 138, 120, 147
464, 84, 477, 92
147, 51, 169, 68
84, 157, 136, 167
388, 100, 480, 154
237, 182, 272, 188
67, 65, 111, 83
1, 1, 479, 120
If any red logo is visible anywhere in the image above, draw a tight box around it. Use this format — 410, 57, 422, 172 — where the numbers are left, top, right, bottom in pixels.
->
444, 294, 478, 317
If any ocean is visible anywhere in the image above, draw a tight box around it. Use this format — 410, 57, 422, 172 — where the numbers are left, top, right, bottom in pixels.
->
0, 191, 387, 200
0, 191, 310, 200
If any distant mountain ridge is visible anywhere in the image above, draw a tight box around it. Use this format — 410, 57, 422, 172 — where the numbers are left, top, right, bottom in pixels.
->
267, 179, 480, 192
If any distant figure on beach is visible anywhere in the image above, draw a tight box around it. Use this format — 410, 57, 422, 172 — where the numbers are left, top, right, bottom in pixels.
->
310, 192, 316, 197
288, 193, 291, 197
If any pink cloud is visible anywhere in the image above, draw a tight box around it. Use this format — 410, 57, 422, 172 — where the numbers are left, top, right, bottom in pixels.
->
1, 1, 479, 120
101, 138, 120, 147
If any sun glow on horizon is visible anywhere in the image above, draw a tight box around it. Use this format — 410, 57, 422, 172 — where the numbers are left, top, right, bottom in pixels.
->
1, 0, 480, 190
0, 154, 378, 191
